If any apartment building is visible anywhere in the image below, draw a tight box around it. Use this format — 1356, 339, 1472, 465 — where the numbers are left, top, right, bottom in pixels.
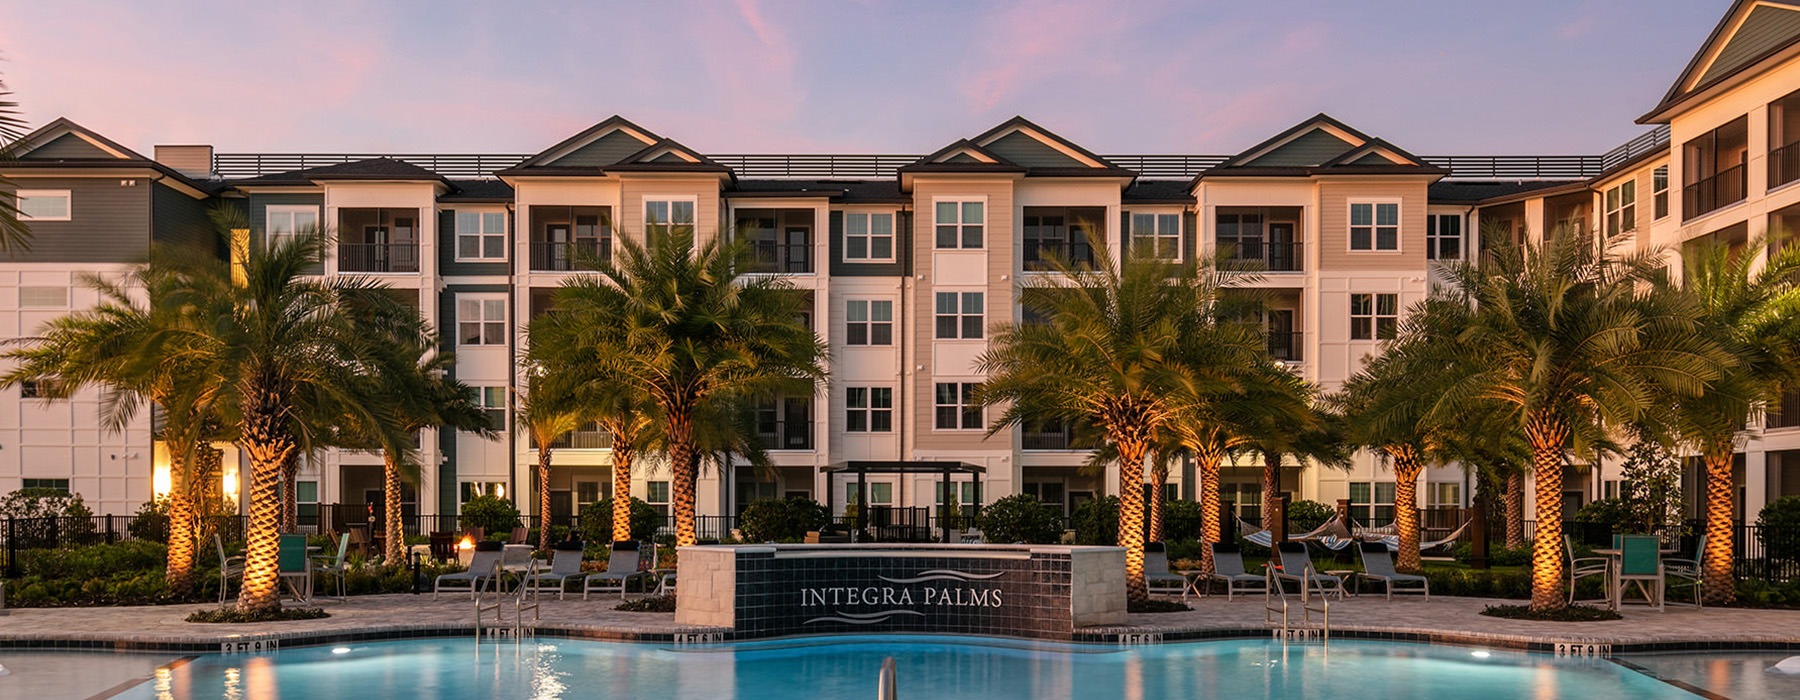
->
3, 0, 1798, 529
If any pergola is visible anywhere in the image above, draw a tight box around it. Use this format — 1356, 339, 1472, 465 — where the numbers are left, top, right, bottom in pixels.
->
821, 461, 985, 543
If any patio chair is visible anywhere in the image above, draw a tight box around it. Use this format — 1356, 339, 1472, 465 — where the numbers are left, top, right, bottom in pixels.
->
277, 534, 313, 604
1143, 542, 1189, 597
524, 541, 587, 599
1662, 534, 1704, 607
1274, 541, 1346, 598
428, 532, 457, 562
1566, 535, 1611, 605
1204, 542, 1268, 601
508, 527, 529, 545
1616, 534, 1666, 611
311, 533, 351, 601
434, 541, 505, 599
584, 541, 643, 600
347, 523, 372, 557
1356, 541, 1429, 600
214, 534, 244, 605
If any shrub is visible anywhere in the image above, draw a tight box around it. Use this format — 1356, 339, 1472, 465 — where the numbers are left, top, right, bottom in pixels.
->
129, 497, 171, 543
459, 495, 521, 536
975, 494, 1063, 544
737, 497, 829, 543
1450, 542, 1532, 567
1287, 499, 1333, 533
0, 488, 97, 547
1573, 498, 1635, 532
1420, 565, 1534, 599
578, 497, 664, 544
1072, 496, 1120, 545
1163, 499, 1205, 541
1758, 496, 1800, 561
18, 540, 169, 580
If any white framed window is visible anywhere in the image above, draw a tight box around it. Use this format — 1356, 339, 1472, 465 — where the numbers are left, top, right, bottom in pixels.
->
576, 480, 610, 507
646, 481, 671, 516
266, 205, 319, 247
845, 386, 893, 433
933, 198, 985, 249
15, 190, 71, 221
1350, 293, 1398, 341
475, 386, 507, 428
1128, 212, 1182, 261
1605, 181, 1637, 238
1426, 214, 1462, 261
455, 210, 507, 261
18, 286, 69, 308
934, 291, 984, 340
1602, 480, 1622, 500
456, 295, 507, 346
1427, 482, 1462, 508
1653, 166, 1670, 220
459, 481, 505, 503
846, 481, 894, 506
934, 382, 983, 430
844, 211, 896, 262
1349, 201, 1400, 251
20, 378, 68, 400
22, 478, 71, 493
845, 299, 894, 346
644, 197, 697, 235
1349, 481, 1396, 526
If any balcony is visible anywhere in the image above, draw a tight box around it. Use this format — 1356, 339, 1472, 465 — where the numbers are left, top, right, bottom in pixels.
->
1023, 421, 1092, 451
338, 243, 420, 273
1266, 330, 1303, 362
747, 239, 812, 274
1769, 390, 1800, 430
530, 240, 606, 272
1023, 206, 1104, 272
1222, 240, 1303, 272
1771, 140, 1800, 191
1023, 240, 1096, 271
755, 419, 814, 450
1685, 164, 1747, 219
550, 428, 612, 450
736, 208, 814, 274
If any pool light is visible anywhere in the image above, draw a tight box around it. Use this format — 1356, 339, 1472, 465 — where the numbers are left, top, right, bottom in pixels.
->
1470, 650, 1491, 659
332, 647, 351, 655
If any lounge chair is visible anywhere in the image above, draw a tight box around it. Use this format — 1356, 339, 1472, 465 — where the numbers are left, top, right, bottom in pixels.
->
1274, 541, 1346, 598
1356, 541, 1429, 600
1203, 542, 1268, 600
525, 541, 587, 599
435, 541, 505, 598
214, 534, 244, 605
584, 541, 642, 600
1615, 534, 1666, 611
1143, 542, 1189, 597
1566, 535, 1610, 605
1662, 534, 1704, 607
428, 532, 456, 562
277, 534, 313, 604
311, 533, 351, 600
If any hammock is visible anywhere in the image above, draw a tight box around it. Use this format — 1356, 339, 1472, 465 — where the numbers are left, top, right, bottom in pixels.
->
1240, 513, 1350, 548
1379, 518, 1474, 554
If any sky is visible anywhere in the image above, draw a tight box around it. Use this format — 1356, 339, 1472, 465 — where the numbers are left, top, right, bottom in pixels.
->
0, 0, 1732, 159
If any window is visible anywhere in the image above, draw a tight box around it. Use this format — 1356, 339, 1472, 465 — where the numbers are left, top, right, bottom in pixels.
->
1216, 210, 1264, 260
20, 378, 67, 399
576, 481, 609, 506
459, 482, 505, 503
1129, 212, 1182, 260
934, 382, 983, 430
1653, 166, 1670, 219
935, 481, 979, 506
1602, 480, 1621, 501
1349, 201, 1400, 251
1349, 482, 1396, 527
1350, 293, 1398, 341
1426, 214, 1462, 260
457, 296, 507, 346
1222, 482, 1263, 523
845, 387, 893, 433
645, 198, 696, 235
22, 478, 70, 493
646, 481, 671, 516
476, 386, 507, 428
844, 211, 895, 261
15, 190, 71, 221
296, 480, 319, 524
845, 300, 894, 346
18, 286, 69, 308
1427, 482, 1462, 508
934, 199, 984, 249
266, 205, 319, 247
934, 291, 984, 339
1605, 181, 1637, 237
846, 482, 893, 506
455, 210, 507, 261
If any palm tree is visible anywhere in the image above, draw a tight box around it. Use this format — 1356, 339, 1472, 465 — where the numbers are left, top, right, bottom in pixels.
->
512, 384, 584, 550
1232, 364, 1337, 531
1418, 230, 1721, 611
978, 239, 1260, 601
1668, 237, 1800, 605
545, 226, 825, 547
0, 76, 35, 251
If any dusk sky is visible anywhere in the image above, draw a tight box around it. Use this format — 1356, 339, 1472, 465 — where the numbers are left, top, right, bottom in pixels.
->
0, 0, 1728, 158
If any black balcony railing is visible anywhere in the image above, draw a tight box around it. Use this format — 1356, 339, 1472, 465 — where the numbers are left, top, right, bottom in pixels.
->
338, 243, 420, 273
747, 240, 812, 274
1224, 240, 1303, 272
1023, 242, 1096, 271
755, 419, 814, 450
529, 240, 606, 272
1684, 163, 1748, 219
1266, 330, 1303, 362
550, 430, 613, 449
1023, 424, 1080, 450
1771, 141, 1800, 191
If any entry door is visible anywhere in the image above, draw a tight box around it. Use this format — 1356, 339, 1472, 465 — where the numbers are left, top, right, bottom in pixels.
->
784, 226, 810, 272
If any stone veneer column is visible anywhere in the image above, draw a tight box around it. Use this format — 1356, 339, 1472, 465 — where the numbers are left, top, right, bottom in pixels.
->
1067, 547, 1127, 627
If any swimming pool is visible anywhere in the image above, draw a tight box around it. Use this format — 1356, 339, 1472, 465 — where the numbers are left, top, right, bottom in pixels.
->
109, 635, 1703, 700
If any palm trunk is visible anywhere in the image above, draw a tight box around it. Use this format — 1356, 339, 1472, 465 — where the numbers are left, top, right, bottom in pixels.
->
1526, 410, 1571, 612
1701, 439, 1737, 606
1263, 450, 1281, 531
1504, 469, 1525, 549
280, 453, 299, 534
1195, 442, 1224, 577
1115, 433, 1150, 603
537, 447, 553, 551
238, 391, 297, 614
1385, 445, 1425, 574
164, 455, 198, 596
383, 453, 405, 562
667, 411, 699, 548
611, 441, 636, 542
1147, 462, 1168, 543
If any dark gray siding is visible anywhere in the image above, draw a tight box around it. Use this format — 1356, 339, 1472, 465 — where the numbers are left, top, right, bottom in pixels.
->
1183, 212, 1198, 263
1701, 5, 1800, 85
150, 183, 218, 255
246, 192, 324, 273
828, 208, 910, 277
1, 177, 149, 263
22, 133, 115, 160
1245, 129, 1355, 167
439, 208, 510, 277
551, 130, 651, 167
436, 283, 515, 514
984, 131, 1085, 168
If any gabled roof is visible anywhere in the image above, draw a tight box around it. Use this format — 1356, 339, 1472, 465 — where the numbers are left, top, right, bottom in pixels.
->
603, 137, 730, 173
4, 117, 211, 196
900, 117, 1134, 178
227, 157, 449, 188
512, 115, 661, 169
1642, 0, 1800, 123
1200, 113, 1445, 182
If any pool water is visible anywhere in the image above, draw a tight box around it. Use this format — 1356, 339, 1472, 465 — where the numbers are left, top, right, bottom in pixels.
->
115, 636, 1699, 700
